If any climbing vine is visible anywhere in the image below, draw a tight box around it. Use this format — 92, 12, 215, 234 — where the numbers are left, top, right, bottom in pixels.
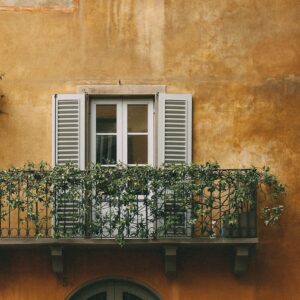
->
0, 162, 285, 245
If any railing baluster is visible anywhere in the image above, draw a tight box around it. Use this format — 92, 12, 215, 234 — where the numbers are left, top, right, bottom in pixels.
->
26, 175, 29, 238
109, 195, 112, 238
63, 185, 66, 237
45, 181, 48, 237
210, 190, 213, 237
17, 176, 20, 238
0, 183, 2, 238
35, 187, 39, 237
246, 200, 249, 237
253, 186, 257, 237
200, 190, 204, 237
145, 187, 149, 238
218, 173, 222, 237
72, 182, 75, 237
163, 188, 166, 237
8, 188, 11, 238
54, 185, 57, 237
185, 195, 188, 237
136, 194, 138, 238
228, 184, 232, 237
155, 188, 158, 239
173, 191, 176, 236
99, 184, 103, 239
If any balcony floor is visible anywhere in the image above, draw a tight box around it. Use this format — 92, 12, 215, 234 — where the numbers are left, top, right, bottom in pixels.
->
0, 237, 258, 248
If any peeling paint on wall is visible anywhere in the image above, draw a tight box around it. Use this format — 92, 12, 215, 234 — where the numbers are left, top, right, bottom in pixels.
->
0, 0, 77, 11
0, 0, 72, 5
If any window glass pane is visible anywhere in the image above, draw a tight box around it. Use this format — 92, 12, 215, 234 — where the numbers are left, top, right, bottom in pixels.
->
96, 135, 117, 164
128, 135, 147, 164
96, 105, 116, 133
123, 292, 142, 300
87, 292, 107, 300
128, 105, 147, 133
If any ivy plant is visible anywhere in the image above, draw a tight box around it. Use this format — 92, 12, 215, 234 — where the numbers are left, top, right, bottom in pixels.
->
0, 162, 285, 245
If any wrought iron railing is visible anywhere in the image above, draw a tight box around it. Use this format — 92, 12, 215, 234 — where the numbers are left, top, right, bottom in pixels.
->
0, 165, 257, 240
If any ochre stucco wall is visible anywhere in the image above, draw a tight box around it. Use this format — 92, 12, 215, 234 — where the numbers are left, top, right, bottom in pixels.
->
0, 1, 299, 299
0, 0, 77, 11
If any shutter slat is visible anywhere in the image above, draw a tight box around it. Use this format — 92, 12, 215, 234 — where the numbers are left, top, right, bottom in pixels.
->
58, 146, 79, 149
57, 120, 79, 124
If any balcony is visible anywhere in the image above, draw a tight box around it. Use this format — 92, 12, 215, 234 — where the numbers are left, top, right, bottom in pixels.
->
0, 163, 258, 274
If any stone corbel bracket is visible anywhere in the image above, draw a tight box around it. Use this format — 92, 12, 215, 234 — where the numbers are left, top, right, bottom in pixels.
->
50, 246, 64, 275
234, 246, 251, 275
164, 246, 177, 276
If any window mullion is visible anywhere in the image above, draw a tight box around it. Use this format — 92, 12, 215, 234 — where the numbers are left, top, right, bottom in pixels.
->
122, 101, 128, 165
148, 101, 154, 166
118, 100, 127, 164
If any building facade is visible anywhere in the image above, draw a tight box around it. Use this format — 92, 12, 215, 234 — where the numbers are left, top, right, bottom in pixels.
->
0, 0, 299, 299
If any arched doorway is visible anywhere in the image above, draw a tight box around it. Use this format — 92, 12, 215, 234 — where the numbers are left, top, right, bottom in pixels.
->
67, 278, 162, 300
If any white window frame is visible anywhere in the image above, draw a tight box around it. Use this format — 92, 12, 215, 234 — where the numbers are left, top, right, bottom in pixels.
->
90, 98, 154, 166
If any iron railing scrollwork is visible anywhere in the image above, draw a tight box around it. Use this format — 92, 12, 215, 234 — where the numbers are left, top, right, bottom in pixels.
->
0, 166, 257, 240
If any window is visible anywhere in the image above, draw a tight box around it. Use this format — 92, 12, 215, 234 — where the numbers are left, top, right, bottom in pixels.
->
52, 89, 192, 168
67, 278, 161, 300
90, 98, 154, 166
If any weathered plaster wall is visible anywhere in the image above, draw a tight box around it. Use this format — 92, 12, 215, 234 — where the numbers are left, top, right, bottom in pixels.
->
0, 0, 299, 299
0, 0, 76, 10
0, 0, 73, 6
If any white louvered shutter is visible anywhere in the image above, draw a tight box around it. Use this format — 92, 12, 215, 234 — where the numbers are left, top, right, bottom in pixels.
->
52, 94, 86, 236
52, 94, 86, 170
157, 93, 192, 238
157, 93, 192, 165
